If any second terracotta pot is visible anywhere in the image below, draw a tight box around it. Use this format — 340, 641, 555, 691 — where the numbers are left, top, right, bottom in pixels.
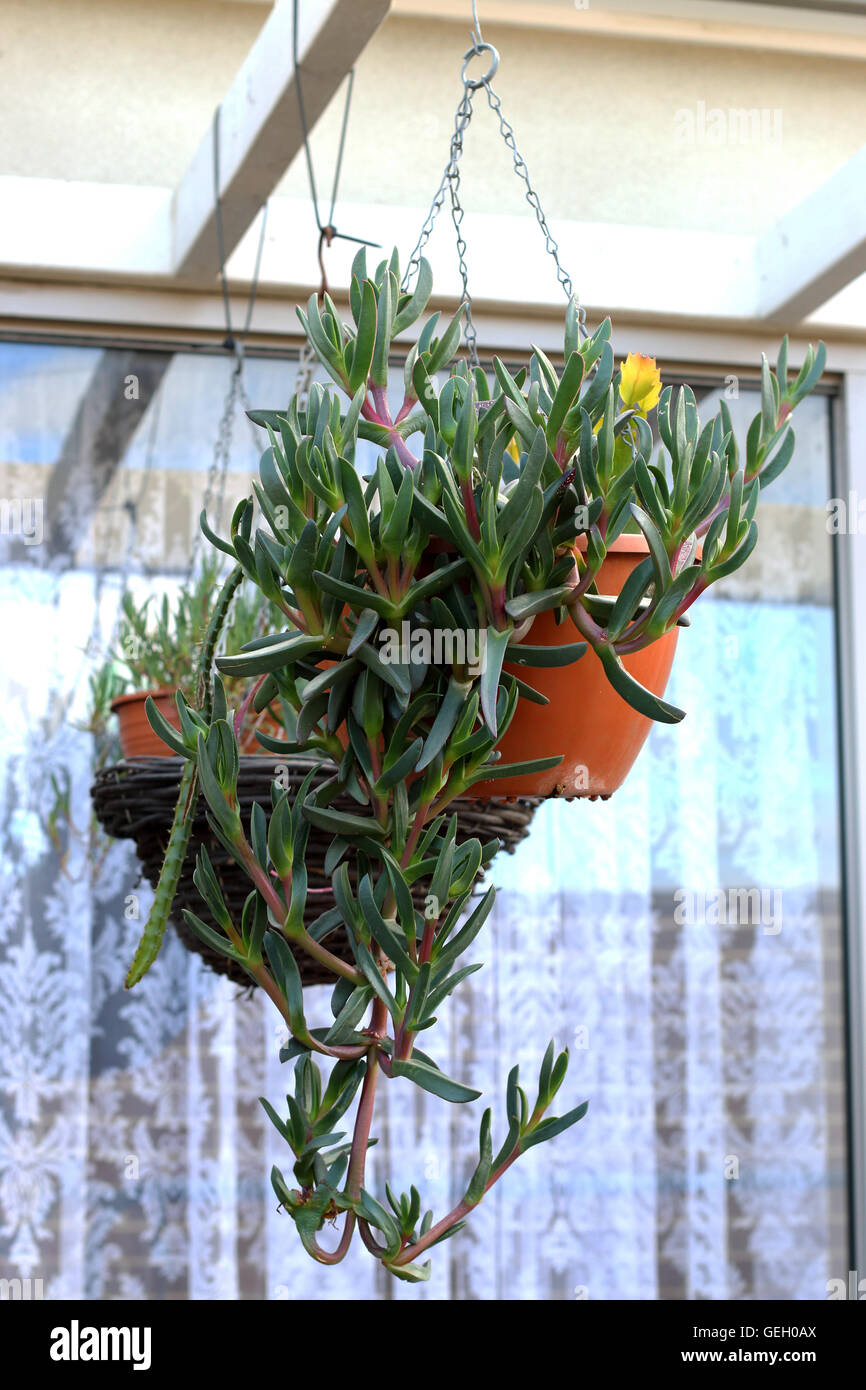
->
111, 688, 282, 759
472, 535, 679, 800
112, 688, 180, 759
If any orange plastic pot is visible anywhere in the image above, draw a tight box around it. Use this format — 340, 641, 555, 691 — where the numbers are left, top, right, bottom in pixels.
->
111, 688, 281, 759
472, 535, 679, 800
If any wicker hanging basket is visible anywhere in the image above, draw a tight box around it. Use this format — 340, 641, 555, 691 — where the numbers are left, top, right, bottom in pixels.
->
91, 756, 539, 989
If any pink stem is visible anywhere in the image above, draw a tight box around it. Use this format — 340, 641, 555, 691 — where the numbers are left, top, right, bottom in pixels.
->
235, 836, 365, 988
347, 1037, 381, 1199
391, 1148, 522, 1267
234, 674, 268, 741
461, 477, 481, 541
367, 384, 420, 470
567, 599, 606, 647
305, 1213, 357, 1265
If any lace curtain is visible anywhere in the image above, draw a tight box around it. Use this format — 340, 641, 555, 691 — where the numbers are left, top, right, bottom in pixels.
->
0, 344, 846, 1299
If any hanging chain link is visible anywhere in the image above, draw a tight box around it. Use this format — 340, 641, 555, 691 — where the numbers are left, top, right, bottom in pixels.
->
402, 79, 479, 361
403, 2, 587, 363
446, 154, 478, 367
480, 82, 578, 312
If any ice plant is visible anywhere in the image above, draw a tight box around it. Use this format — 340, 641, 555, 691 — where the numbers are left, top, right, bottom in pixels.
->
132, 249, 825, 1279
618, 352, 662, 415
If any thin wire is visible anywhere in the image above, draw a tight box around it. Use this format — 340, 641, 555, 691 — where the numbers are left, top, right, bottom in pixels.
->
213, 105, 235, 349
212, 104, 270, 352
291, 0, 375, 250
327, 69, 355, 228
292, 0, 322, 228
471, 0, 482, 44
193, 107, 271, 583
242, 199, 269, 339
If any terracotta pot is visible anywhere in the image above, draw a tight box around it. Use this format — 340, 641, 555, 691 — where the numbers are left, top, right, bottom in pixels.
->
472, 535, 679, 800
111, 688, 282, 759
112, 688, 181, 759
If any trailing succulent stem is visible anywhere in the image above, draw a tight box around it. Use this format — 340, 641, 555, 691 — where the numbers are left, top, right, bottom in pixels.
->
124, 564, 245, 988
134, 248, 825, 1276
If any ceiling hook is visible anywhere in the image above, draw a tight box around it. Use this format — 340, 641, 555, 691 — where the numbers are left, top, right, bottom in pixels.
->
317, 224, 336, 303
470, 0, 484, 48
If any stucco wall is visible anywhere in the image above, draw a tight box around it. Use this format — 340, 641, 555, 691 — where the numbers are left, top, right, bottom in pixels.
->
0, 0, 266, 186
2, 1, 865, 237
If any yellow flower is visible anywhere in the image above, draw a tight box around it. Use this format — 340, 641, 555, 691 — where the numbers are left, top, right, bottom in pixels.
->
619, 353, 662, 415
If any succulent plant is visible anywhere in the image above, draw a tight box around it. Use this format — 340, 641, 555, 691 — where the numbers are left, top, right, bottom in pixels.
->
103, 555, 275, 699
132, 248, 825, 1279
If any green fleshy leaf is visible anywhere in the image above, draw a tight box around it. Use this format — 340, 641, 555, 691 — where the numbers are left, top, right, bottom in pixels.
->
391, 1055, 481, 1104
479, 626, 512, 736
302, 800, 388, 839
504, 639, 587, 669
265, 932, 307, 1036
595, 644, 685, 723
520, 1100, 590, 1151
181, 910, 245, 964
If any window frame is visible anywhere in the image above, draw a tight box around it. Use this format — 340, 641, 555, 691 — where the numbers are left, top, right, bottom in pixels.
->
1, 305, 861, 1282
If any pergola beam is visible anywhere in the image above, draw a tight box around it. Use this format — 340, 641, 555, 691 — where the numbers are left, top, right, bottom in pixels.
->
170, 0, 390, 280
756, 145, 866, 324
4, 183, 866, 334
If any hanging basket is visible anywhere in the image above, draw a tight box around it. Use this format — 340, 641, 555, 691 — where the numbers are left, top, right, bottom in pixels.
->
91, 756, 539, 989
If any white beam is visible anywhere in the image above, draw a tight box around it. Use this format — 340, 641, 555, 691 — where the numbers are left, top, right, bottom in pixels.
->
170, 0, 390, 280
226, 195, 760, 323
4, 181, 866, 337
756, 145, 866, 324
0, 178, 174, 277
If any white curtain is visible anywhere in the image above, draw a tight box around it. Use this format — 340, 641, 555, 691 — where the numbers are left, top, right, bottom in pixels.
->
0, 566, 845, 1300
0, 344, 845, 1300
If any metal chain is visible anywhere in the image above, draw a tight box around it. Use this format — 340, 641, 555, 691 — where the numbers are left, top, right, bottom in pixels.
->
402, 80, 480, 363
481, 81, 580, 319
403, 2, 588, 357
445, 148, 478, 368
